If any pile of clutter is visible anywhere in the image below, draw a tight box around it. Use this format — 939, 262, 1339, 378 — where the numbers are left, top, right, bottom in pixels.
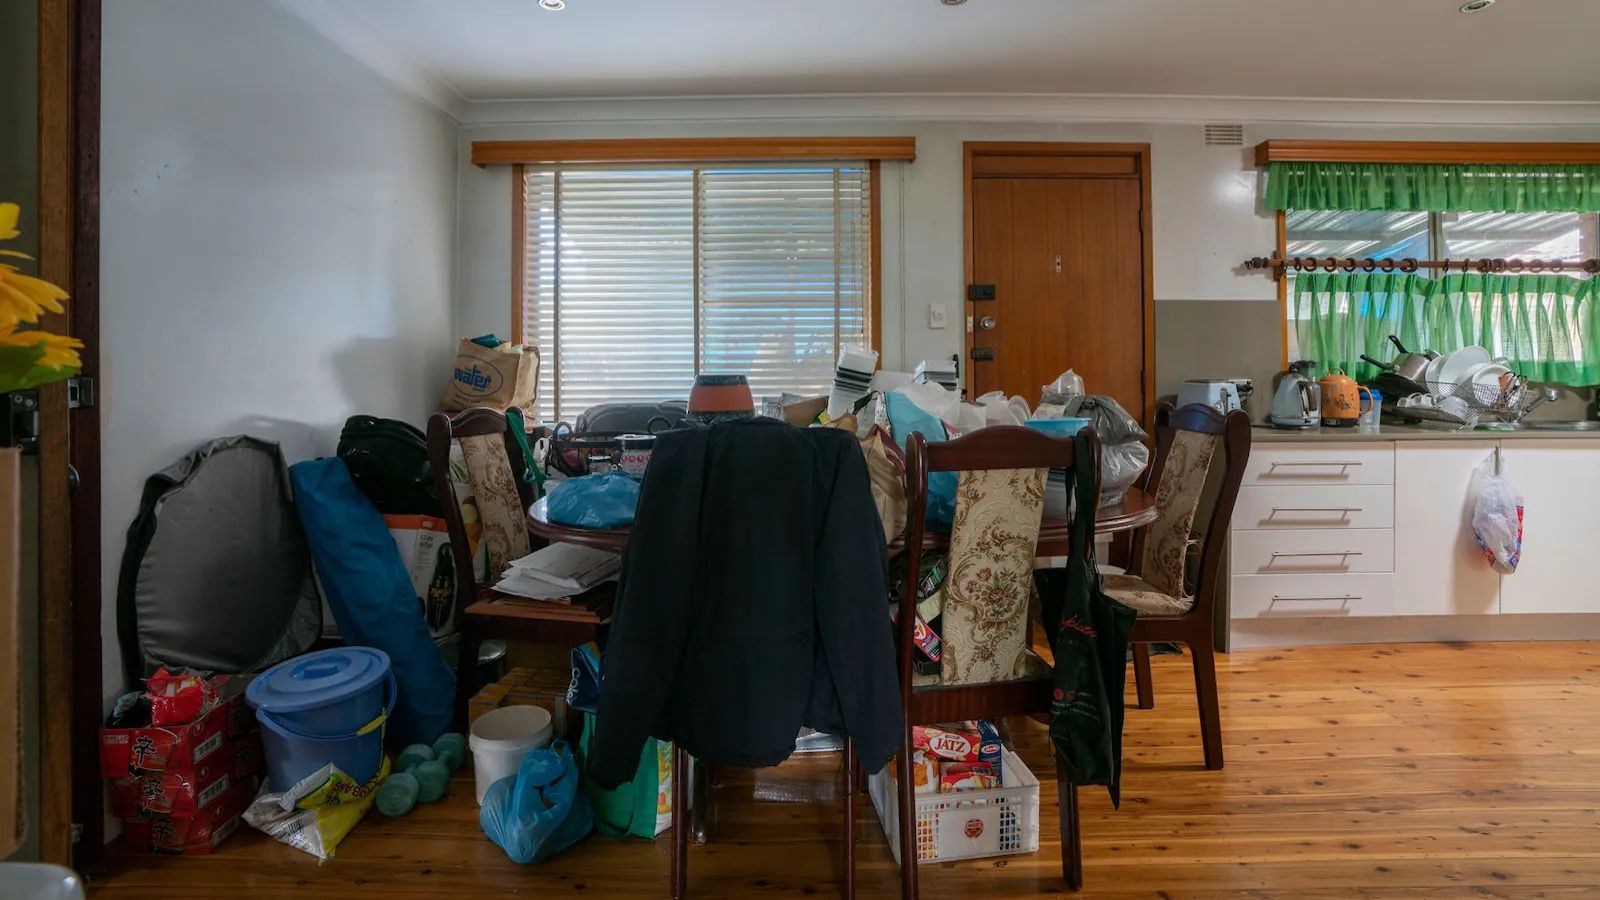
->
100, 670, 262, 855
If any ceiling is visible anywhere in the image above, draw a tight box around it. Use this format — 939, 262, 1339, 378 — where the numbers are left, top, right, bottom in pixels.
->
278, 0, 1600, 109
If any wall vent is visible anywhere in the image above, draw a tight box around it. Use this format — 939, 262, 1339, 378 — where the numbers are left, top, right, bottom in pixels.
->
1203, 124, 1245, 147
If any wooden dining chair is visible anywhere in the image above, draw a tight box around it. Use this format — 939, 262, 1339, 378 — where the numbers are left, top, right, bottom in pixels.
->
1109, 402, 1250, 770
425, 408, 608, 718
895, 425, 1101, 897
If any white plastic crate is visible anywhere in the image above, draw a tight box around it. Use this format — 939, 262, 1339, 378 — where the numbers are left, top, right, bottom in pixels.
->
868, 748, 1040, 864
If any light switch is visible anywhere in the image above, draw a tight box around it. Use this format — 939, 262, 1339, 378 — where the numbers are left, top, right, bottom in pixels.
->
928, 304, 948, 329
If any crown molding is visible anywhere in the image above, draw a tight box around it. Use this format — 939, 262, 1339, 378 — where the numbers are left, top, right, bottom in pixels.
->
270, 0, 468, 121
458, 92, 1600, 129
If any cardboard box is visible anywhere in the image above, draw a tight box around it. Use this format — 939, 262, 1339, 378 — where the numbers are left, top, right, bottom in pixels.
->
108, 736, 263, 819
469, 666, 570, 737
120, 778, 257, 855
99, 691, 253, 777
385, 514, 457, 637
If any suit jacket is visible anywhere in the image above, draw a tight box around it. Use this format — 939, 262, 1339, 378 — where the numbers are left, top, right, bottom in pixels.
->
590, 419, 903, 788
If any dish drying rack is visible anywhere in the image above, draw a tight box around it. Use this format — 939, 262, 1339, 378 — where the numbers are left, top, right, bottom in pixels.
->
1385, 378, 1555, 430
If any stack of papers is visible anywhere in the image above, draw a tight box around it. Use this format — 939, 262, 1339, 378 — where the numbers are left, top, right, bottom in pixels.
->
494, 542, 621, 602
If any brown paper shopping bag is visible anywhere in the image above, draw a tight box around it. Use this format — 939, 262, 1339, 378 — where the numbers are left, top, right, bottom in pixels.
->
442, 339, 540, 412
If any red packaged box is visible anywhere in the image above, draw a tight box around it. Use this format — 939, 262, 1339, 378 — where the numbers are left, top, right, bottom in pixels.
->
99, 691, 254, 777
108, 737, 263, 819
120, 778, 257, 855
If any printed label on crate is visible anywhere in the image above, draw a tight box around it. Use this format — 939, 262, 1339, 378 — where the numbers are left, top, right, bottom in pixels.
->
197, 775, 230, 809
937, 804, 1002, 856
192, 731, 223, 764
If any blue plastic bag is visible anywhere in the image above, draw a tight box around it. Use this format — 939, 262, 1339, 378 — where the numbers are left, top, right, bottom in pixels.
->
546, 473, 641, 529
480, 739, 594, 863
288, 458, 455, 747
884, 392, 957, 528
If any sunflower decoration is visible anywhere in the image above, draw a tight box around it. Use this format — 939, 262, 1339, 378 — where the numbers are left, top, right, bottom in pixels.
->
0, 202, 82, 390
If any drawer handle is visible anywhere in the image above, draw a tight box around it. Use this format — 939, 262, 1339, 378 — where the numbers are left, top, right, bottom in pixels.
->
1270, 550, 1363, 558
1270, 506, 1362, 513
1268, 461, 1364, 467
1270, 595, 1357, 603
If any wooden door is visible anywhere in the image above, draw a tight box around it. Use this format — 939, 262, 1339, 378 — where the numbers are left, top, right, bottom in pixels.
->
967, 147, 1149, 421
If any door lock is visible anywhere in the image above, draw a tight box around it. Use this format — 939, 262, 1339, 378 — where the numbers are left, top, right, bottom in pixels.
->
977, 315, 996, 331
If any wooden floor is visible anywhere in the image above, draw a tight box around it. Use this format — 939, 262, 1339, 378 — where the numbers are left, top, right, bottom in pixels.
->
90, 641, 1600, 898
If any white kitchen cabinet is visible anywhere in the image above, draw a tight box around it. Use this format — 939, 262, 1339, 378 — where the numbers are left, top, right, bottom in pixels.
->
1242, 443, 1395, 486
1498, 440, 1600, 614
1393, 441, 1502, 616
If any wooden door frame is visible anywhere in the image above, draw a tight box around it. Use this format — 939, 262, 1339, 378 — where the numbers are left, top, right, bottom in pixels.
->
38, 0, 103, 870
962, 141, 1156, 426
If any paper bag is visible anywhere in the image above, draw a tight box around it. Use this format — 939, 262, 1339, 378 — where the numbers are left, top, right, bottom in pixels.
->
442, 339, 540, 412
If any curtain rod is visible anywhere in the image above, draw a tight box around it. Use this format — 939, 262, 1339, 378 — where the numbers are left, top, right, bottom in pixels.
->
1244, 254, 1600, 279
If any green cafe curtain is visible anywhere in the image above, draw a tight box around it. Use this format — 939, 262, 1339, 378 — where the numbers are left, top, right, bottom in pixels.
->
1266, 161, 1600, 213
1293, 272, 1600, 385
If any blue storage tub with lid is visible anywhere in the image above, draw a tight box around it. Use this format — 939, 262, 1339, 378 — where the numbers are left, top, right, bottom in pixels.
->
1024, 417, 1091, 437
247, 646, 395, 791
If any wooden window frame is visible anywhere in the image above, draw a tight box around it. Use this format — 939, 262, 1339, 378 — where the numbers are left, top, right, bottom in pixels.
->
1262, 139, 1600, 367
508, 147, 894, 408
961, 141, 1156, 427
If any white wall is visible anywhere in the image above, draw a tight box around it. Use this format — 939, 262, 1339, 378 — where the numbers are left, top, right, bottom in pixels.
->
455, 115, 1600, 372
100, 0, 458, 726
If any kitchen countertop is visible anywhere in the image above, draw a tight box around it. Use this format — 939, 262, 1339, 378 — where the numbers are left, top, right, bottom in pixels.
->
1252, 421, 1600, 442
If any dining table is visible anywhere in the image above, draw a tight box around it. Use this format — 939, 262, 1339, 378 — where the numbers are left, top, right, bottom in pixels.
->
523, 484, 1158, 847
527, 485, 1159, 553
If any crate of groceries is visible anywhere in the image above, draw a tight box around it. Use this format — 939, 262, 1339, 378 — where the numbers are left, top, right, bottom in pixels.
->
868, 721, 1040, 864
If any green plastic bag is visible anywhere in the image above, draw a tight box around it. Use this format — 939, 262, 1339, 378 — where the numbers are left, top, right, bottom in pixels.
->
575, 711, 672, 839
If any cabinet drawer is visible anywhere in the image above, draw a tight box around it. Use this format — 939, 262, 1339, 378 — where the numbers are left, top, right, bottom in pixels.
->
1244, 443, 1393, 486
1230, 573, 1396, 618
1230, 528, 1394, 575
1234, 485, 1394, 530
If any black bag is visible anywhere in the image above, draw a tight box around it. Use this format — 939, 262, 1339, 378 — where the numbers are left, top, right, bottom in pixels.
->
336, 415, 440, 516
1037, 431, 1136, 806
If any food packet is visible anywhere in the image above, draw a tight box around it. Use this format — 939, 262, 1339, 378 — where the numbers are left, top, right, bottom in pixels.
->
146, 668, 223, 727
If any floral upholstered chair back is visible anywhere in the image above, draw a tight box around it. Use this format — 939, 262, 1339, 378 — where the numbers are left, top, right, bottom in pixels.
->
457, 432, 532, 582
938, 466, 1050, 686
1135, 429, 1220, 604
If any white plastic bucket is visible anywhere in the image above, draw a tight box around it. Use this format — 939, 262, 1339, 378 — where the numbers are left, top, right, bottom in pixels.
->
468, 705, 553, 805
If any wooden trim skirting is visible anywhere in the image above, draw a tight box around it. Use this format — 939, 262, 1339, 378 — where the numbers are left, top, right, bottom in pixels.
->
1255, 140, 1600, 167
473, 136, 916, 167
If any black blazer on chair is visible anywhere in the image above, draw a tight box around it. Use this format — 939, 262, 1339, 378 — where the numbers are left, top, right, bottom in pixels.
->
590, 419, 903, 788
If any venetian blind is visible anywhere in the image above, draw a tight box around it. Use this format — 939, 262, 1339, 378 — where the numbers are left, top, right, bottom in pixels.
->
522, 163, 871, 423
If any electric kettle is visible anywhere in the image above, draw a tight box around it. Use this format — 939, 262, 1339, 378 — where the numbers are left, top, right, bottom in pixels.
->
1318, 368, 1373, 428
1270, 360, 1320, 429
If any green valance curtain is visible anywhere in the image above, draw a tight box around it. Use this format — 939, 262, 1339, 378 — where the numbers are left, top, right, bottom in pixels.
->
1266, 161, 1600, 213
1293, 272, 1600, 385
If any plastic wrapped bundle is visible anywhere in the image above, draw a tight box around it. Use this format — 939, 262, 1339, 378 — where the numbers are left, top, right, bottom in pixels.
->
1044, 394, 1151, 509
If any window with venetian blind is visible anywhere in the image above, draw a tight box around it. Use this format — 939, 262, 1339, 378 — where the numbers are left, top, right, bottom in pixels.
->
519, 163, 872, 423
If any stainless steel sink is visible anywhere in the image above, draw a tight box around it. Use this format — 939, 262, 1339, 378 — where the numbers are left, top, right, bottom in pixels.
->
1501, 420, 1600, 431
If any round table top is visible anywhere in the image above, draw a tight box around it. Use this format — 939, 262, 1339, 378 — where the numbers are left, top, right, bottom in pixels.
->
527, 486, 1158, 555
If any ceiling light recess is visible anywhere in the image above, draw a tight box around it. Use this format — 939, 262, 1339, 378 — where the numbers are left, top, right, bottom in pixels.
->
539, 0, 565, 10
941, 0, 968, 6
1459, 0, 1494, 12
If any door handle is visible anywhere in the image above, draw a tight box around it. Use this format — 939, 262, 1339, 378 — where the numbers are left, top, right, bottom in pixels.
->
977, 315, 996, 332
1269, 550, 1363, 558
1270, 506, 1362, 513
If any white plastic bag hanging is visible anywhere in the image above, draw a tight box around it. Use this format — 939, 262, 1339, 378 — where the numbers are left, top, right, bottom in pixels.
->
1471, 454, 1524, 574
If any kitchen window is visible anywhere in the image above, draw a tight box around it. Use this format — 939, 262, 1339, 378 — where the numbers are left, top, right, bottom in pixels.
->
1284, 209, 1599, 368
518, 163, 874, 423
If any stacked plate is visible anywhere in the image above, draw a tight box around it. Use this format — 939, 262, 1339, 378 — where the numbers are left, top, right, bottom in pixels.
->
828, 346, 879, 418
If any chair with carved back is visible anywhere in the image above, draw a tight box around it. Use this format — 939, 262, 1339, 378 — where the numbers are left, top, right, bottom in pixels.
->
1111, 402, 1251, 770
425, 408, 608, 716
895, 424, 1102, 896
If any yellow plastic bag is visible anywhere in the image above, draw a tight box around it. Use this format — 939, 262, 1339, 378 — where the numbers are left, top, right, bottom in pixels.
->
243, 756, 390, 860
